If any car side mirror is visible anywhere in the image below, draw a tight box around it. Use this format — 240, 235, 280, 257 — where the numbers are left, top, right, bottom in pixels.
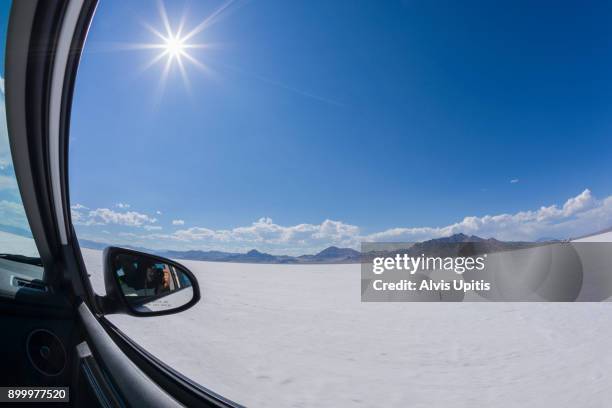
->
98, 247, 200, 316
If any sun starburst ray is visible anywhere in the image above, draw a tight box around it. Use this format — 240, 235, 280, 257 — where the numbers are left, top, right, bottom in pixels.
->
178, 50, 213, 75
181, 0, 235, 43
157, 0, 173, 38
176, 55, 191, 92
140, 49, 170, 73
141, 21, 168, 42
127, 0, 237, 97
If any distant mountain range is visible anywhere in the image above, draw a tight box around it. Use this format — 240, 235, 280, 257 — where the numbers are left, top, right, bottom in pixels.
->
77, 233, 549, 264
77, 238, 361, 264
154, 245, 360, 264
361, 233, 542, 260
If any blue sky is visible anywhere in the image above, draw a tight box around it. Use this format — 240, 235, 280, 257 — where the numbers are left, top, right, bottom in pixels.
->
3, 1, 612, 254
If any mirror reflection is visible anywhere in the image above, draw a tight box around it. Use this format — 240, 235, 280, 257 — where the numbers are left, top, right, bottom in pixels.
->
112, 254, 194, 313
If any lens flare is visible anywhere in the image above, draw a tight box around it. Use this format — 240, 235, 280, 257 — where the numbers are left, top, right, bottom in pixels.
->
128, 0, 235, 95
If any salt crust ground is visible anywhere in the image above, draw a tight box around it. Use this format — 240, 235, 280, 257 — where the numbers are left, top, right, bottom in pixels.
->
81, 238, 612, 408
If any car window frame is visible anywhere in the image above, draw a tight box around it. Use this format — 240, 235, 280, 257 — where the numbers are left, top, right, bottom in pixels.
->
5, 1, 242, 406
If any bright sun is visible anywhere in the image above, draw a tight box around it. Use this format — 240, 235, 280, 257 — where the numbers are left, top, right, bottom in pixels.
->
164, 36, 186, 58
129, 0, 233, 92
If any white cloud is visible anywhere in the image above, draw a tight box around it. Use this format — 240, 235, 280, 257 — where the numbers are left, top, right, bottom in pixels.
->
0, 200, 29, 230
172, 219, 185, 225
115, 202, 130, 209
0, 87, 12, 172
561, 188, 595, 216
365, 189, 605, 243
510, 178, 519, 184
144, 225, 163, 231
73, 189, 612, 254
87, 208, 156, 226
72, 207, 157, 227
70, 208, 83, 224
71, 203, 89, 210
140, 217, 362, 254
170, 217, 358, 247
156, 210, 162, 215
0, 175, 17, 191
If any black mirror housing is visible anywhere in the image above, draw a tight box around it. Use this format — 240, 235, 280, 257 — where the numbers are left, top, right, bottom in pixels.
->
98, 247, 201, 317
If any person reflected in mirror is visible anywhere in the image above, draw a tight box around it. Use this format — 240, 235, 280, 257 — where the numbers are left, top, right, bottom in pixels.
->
161, 265, 172, 292
144, 264, 171, 295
